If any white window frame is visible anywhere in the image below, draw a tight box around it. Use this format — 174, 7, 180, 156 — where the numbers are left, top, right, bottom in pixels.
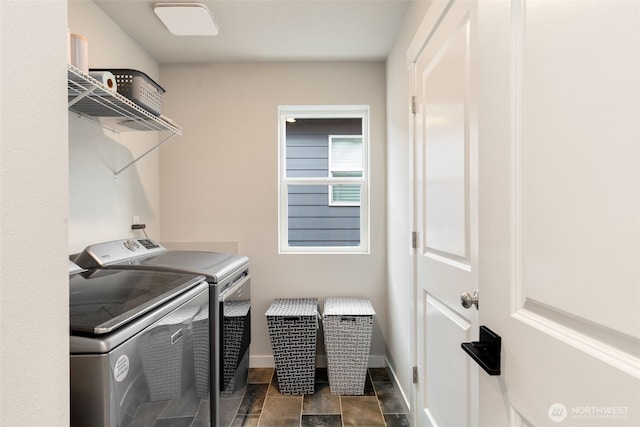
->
278, 105, 370, 254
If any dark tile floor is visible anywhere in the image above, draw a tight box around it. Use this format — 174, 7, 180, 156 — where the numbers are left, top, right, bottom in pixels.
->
232, 367, 410, 427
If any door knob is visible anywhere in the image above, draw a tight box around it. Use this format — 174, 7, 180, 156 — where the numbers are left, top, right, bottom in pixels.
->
460, 290, 479, 309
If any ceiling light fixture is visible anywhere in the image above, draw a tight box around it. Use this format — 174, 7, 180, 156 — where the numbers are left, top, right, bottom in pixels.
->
153, 3, 219, 36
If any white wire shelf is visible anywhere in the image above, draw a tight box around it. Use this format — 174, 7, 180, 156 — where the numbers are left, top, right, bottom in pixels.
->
67, 65, 182, 135
68, 65, 182, 176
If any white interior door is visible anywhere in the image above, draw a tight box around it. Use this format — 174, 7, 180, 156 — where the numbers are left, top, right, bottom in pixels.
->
411, 1, 479, 426
477, 1, 640, 426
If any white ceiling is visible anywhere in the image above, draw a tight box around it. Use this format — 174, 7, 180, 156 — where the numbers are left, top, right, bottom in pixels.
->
93, 0, 412, 64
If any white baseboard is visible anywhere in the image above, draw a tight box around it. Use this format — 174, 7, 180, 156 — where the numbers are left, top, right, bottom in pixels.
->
385, 356, 412, 415
249, 355, 276, 368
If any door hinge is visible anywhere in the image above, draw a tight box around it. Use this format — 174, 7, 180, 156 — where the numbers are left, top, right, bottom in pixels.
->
411, 96, 416, 115
411, 231, 418, 249
413, 366, 419, 384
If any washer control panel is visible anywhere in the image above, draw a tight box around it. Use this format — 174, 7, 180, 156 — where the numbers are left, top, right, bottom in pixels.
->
77, 238, 166, 267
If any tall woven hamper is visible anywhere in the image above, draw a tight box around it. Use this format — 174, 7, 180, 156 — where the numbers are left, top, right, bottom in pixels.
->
265, 298, 319, 394
323, 297, 375, 395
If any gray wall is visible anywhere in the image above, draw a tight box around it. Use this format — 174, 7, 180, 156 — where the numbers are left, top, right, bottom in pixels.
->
385, 0, 433, 409
158, 61, 388, 367
67, 0, 163, 254
0, 1, 69, 425
0, 0, 432, 423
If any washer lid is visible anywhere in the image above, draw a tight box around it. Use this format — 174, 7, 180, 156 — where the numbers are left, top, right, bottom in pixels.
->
68, 260, 86, 276
69, 269, 205, 335
124, 250, 248, 283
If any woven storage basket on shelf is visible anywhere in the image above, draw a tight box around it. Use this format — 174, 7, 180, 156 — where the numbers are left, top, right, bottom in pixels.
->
265, 298, 319, 395
90, 68, 165, 116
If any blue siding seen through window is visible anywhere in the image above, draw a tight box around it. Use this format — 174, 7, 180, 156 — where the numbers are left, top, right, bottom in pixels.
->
285, 118, 362, 247
288, 185, 360, 246
286, 135, 328, 178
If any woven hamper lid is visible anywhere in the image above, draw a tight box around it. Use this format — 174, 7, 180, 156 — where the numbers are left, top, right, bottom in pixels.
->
265, 298, 318, 317
323, 297, 375, 316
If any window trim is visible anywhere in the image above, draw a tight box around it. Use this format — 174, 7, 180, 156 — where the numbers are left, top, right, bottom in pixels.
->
278, 105, 370, 254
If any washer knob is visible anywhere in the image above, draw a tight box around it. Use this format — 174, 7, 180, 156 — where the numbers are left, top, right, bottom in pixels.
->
124, 239, 139, 251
